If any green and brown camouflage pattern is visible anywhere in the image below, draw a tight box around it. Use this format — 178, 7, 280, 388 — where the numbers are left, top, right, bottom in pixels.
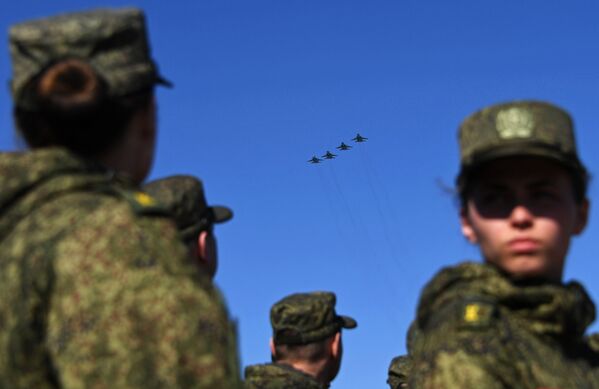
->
270, 292, 357, 345
0, 147, 241, 388
143, 175, 233, 242
244, 363, 326, 389
9, 7, 170, 110
408, 262, 599, 388
387, 355, 411, 389
457, 100, 586, 187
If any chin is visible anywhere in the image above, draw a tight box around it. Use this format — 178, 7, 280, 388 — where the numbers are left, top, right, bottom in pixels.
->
501, 257, 553, 280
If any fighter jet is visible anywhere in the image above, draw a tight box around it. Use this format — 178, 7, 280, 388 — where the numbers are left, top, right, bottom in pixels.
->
321, 151, 337, 160
336, 142, 352, 151
307, 156, 322, 164
352, 133, 368, 143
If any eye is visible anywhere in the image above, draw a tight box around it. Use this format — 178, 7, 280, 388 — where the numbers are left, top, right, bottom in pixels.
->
478, 191, 509, 206
532, 189, 559, 201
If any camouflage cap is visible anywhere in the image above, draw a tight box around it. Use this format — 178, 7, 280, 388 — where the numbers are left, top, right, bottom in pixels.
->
270, 291, 357, 345
142, 175, 233, 242
9, 7, 171, 109
457, 101, 587, 189
387, 355, 411, 389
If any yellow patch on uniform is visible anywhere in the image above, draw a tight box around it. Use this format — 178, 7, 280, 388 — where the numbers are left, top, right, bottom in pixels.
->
464, 304, 482, 323
133, 192, 156, 207
460, 300, 496, 329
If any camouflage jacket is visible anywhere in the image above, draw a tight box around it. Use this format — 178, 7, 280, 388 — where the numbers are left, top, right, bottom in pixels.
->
409, 262, 599, 389
244, 363, 326, 389
0, 148, 241, 389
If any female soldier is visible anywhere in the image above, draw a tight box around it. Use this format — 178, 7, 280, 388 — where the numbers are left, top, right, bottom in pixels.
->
409, 101, 599, 388
0, 8, 240, 388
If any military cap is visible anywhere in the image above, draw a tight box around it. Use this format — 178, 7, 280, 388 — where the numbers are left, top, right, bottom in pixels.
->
9, 7, 171, 109
387, 355, 411, 389
143, 175, 233, 242
270, 291, 357, 345
457, 100, 587, 189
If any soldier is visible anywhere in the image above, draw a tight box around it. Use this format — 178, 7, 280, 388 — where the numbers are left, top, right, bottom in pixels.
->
0, 8, 241, 388
386, 322, 417, 388
143, 175, 233, 279
408, 101, 599, 388
387, 356, 411, 389
244, 292, 357, 389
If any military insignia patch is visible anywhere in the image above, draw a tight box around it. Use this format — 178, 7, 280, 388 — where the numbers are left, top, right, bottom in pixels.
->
134, 192, 156, 207
495, 107, 534, 139
460, 301, 496, 329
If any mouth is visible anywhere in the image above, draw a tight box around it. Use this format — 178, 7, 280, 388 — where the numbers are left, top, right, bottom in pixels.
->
508, 238, 541, 254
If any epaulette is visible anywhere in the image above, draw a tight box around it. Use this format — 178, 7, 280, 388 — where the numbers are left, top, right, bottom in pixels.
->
108, 186, 170, 216
457, 297, 498, 330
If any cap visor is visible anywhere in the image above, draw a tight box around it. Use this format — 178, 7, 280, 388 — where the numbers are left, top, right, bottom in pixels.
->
339, 315, 357, 329
156, 74, 173, 88
464, 142, 582, 174
212, 206, 233, 223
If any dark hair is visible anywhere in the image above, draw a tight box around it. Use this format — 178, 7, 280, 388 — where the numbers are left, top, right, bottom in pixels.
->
273, 331, 334, 364
458, 163, 590, 208
14, 59, 153, 156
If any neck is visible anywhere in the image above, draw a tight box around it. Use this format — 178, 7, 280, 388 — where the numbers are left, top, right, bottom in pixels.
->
280, 359, 330, 386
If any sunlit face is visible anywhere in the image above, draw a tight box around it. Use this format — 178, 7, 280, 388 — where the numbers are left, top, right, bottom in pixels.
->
460, 157, 588, 281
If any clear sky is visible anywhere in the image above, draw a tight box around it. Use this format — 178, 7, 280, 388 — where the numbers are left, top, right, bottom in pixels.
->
1, 1, 599, 388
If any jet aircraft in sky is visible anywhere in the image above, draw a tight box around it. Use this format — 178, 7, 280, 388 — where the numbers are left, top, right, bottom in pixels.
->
307, 156, 322, 164
352, 133, 368, 143
321, 151, 337, 159
336, 142, 352, 151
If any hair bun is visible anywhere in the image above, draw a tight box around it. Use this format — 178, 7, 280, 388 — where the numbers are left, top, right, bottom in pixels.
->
37, 59, 105, 112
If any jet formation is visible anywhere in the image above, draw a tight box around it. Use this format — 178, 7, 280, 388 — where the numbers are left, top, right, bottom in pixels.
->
307, 133, 367, 164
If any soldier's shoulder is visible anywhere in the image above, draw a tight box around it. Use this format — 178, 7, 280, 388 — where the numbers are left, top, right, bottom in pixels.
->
416, 262, 501, 333
244, 363, 323, 389
588, 333, 599, 352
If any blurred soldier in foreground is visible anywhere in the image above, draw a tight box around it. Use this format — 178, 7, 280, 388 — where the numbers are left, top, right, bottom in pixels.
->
408, 101, 599, 388
244, 292, 357, 389
143, 175, 233, 279
0, 8, 241, 388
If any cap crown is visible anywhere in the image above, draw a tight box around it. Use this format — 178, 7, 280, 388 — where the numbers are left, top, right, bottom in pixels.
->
270, 292, 355, 345
143, 176, 209, 241
459, 101, 581, 171
10, 8, 164, 107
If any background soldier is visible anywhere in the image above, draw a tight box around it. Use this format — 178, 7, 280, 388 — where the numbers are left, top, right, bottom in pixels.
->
143, 175, 233, 279
245, 291, 357, 389
387, 355, 411, 389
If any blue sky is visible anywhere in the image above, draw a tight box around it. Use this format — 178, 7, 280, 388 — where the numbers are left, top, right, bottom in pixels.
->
1, 1, 599, 387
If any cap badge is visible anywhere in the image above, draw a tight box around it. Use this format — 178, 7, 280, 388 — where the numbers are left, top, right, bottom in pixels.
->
495, 107, 534, 139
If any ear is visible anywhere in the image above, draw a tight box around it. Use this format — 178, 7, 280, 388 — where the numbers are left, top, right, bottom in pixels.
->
330, 332, 341, 359
269, 337, 277, 358
197, 231, 208, 264
460, 206, 478, 244
573, 199, 590, 235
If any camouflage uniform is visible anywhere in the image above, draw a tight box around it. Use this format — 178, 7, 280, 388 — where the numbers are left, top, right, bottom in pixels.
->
244, 363, 326, 389
244, 292, 357, 389
1, 8, 241, 389
409, 101, 599, 389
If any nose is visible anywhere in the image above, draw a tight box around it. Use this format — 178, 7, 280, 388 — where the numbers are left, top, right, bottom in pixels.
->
509, 204, 534, 229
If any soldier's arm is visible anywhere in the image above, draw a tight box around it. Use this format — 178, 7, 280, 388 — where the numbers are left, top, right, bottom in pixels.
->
46, 199, 241, 388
